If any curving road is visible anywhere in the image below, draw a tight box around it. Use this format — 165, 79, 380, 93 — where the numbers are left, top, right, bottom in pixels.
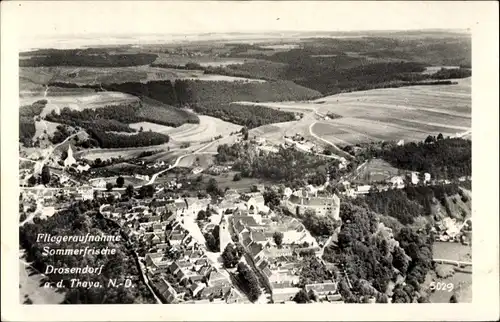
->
34, 130, 85, 175
308, 122, 355, 160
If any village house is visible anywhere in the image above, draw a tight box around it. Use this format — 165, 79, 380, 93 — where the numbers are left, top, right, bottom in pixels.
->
304, 281, 338, 298
272, 287, 302, 303
284, 189, 341, 220
388, 176, 405, 189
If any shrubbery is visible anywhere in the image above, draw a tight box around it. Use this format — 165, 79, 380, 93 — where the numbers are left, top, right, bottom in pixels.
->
88, 129, 169, 148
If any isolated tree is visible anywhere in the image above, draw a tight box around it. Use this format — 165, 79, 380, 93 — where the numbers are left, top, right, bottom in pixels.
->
105, 182, 113, 192
125, 184, 134, 198
241, 127, 249, 141
116, 176, 125, 188
293, 289, 310, 303
206, 178, 221, 196
424, 135, 435, 144
94, 158, 102, 167
233, 173, 242, 181
221, 243, 244, 268
273, 231, 284, 247
197, 210, 207, 221
41, 165, 51, 185
139, 185, 155, 198
27, 176, 37, 186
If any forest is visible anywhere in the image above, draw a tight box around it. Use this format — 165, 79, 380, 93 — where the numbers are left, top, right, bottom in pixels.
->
355, 183, 462, 224
19, 201, 156, 304
212, 36, 471, 94
45, 98, 199, 130
50, 79, 306, 128
19, 100, 48, 145
218, 143, 341, 186
322, 201, 434, 303
192, 102, 295, 128
375, 137, 471, 179
19, 49, 158, 67
88, 129, 170, 148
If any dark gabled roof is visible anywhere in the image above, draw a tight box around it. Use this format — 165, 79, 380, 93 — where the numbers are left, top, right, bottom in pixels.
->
262, 267, 273, 278
238, 216, 259, 227
248, 242, 263, 257
258, 260, 268, 271
241, 231, 250, 242
251, 231, 266, 242
195, 258, 209, 266
242, 236, 253, 248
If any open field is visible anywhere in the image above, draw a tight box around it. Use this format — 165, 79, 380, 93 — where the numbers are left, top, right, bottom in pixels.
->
20, 86, 139, 117
166, 115, 242, 143
89, 175, 147, 186
129, 122, 174, 134
20, 66, 266, 86
198, 135, 241, 153
75, 144, 173, 161
246, 78, 471, 145
351, 158, 402, 183
421, 66, 460, 75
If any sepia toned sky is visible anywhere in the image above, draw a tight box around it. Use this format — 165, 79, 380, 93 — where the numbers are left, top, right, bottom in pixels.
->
4, 1, 488, 49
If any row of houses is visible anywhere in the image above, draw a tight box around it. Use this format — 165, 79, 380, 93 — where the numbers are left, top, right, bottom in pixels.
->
144, 220, 247, 304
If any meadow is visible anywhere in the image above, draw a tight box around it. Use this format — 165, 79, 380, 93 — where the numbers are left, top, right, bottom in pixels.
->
20, 66, 265, 86
250, 78, 471, 146
20, 86, 139, 117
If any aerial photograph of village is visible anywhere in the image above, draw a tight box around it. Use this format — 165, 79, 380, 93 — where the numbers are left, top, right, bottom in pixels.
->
17, 23, 472, 305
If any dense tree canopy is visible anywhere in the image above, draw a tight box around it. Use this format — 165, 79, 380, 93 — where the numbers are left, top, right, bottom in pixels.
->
19, 201, 156, 304
236, 262, 261, 302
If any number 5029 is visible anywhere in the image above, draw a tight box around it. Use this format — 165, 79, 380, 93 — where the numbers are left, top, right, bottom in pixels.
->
429, 282, 454, 292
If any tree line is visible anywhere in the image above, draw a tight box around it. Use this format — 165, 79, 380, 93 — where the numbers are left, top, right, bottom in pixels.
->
20, 49, 158, 67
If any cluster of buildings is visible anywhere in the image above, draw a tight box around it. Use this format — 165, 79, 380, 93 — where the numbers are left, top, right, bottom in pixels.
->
340, 171, 434, 198
210, 188, 342, 303
100, 195, 248, 304
282, 186, 341, 220
63, 146, 91, 173
283, 135, 317, 154
21, 185, 94, 207
144, 221, 248, 304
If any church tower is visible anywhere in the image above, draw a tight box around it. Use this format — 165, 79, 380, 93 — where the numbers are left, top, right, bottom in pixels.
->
64, 145, 76, 167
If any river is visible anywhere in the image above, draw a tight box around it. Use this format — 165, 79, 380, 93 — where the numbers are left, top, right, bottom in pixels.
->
429, 242, 472, 303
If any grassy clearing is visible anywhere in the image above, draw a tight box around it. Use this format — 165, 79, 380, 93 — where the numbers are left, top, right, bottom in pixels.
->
20, 66, 265, 86
20, 87, 140, 117
129, 122, 173, 133
167, 115, 242, 143
75, 144, 171, 161
351, 158, 402, 183
254, 79, 471, 145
